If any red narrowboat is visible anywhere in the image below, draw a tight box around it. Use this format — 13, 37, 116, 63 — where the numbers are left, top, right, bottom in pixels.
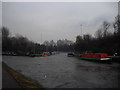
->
80, 53, 111, 60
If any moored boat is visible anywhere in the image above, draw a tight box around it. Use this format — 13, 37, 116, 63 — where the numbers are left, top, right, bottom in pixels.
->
80, 53, 111, 60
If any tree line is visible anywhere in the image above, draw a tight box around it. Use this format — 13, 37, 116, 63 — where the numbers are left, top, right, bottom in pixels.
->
1, 27, 74, 55
74, 15, 120, 56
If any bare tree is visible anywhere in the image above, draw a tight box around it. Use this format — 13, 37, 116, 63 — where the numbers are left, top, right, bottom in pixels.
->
2, 27, 10, 38
95, 29, 103, 39
113, 15, 120, 34
83, 34, 92, 41
102, 21, 110, 37
2, 27, 10, 53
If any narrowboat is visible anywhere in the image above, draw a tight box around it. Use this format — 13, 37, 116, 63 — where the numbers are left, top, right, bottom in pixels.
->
80, 53, 111, 60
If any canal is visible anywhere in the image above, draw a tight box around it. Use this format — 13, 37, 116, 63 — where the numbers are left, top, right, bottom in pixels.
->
2, 53, 120, 88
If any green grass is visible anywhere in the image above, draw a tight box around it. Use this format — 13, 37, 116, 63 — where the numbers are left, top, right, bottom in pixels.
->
2, 62, 44, 90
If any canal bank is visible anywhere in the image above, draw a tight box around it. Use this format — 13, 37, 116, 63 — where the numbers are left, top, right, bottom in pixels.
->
2, 62, 44, 89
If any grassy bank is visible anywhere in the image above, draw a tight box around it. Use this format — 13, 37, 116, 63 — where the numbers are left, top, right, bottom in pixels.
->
2, 62, 44, 90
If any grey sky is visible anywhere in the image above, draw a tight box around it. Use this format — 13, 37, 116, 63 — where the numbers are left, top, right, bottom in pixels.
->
2, 2, 118, 44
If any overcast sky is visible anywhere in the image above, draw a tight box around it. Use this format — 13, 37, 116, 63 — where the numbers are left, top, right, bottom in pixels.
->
2, 2, 118, 43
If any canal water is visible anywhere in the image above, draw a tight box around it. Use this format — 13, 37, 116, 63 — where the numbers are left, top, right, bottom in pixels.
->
2, 53, 120, 88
